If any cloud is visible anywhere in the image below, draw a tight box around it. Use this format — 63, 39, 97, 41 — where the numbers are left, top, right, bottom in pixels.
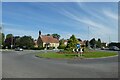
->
61, 9, 111, 31
59, 8, 118, 42
77, 3, 106, 22
102, 9, 118, 20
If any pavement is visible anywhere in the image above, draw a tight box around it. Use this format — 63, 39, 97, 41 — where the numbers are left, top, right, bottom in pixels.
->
2, 50, 118, 78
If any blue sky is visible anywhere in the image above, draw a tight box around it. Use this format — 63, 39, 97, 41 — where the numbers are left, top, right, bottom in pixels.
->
2, 2, 118, 42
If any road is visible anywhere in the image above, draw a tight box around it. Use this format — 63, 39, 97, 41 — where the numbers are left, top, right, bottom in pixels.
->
2, 50, 118, 78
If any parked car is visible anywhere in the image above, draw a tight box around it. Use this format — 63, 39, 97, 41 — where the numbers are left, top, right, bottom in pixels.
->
15, 47, 23, 51
101, 47, 105, 50
109, 46, 120, 51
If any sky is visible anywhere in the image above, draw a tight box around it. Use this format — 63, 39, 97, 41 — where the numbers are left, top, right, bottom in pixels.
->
2, 0, 120, 2
2, 2, 118, 43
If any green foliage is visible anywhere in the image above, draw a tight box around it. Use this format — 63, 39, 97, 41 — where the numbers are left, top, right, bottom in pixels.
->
36, 53, 77, 59
0, 33, 5, 46
36, 51, 117, 59
46, 34, 51, 36
58, 39, 66, 49
58, 46, 66, 49
0, 33, 1, 46
19, 36, 34, 49
83, 51, 117, 58
47, 47, 54, 50
89, 38, 96, 48
101, 43, 106, 47
52, 33, 60, 40
66, 35, 78, 50
13, 36, 21, 47
32, 46, 44, 50
85, 40, 89, 47
89, 38, 102, 48
96, 38, 101, 48
109, 42, 120, 48
4, 34, 13, 48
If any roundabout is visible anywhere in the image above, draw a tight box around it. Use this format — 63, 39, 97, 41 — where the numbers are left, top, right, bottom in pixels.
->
2, 50, 118, 78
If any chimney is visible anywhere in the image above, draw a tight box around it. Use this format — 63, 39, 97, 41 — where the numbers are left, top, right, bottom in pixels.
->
39, 30, 41, 35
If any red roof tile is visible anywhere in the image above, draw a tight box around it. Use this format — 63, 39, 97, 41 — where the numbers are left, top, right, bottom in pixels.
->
40, 35, 59, 43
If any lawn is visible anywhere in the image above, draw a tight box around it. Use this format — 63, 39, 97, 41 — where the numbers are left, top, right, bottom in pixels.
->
83, 51, 118, 58
35, 51, 118, 59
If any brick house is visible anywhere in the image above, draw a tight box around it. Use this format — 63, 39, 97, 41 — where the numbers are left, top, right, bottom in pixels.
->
37, 31, 59, 49
64, 40, 68, 46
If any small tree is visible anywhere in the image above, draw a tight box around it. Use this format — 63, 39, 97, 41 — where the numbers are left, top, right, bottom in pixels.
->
89, 38, 96, 48
0, 33, 5, 47
66, 35, 78, 50
58, 39, 66, 49
13, 36, 21, 48
52, 33, 60, 40
5, 34, 13, 49
96, 38, 101, 48
85, 40, 89, 47
46, 34, 51, 36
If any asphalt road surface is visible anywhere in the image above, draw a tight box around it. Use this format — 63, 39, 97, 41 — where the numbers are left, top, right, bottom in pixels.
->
2, 50, 118, 78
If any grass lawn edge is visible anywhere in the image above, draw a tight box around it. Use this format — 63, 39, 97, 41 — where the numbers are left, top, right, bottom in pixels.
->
35, 51, 118, 60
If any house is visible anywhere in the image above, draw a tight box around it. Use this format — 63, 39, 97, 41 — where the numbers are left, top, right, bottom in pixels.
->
64, 40, 68, 46
77, 39, 86, 47
37, 31, 59, 49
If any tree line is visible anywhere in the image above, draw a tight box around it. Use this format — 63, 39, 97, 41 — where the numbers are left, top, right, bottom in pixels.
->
58, 35, 102, 50
0, 33, 34, 49
0, 33, 61, 49
0, 32, 103, 50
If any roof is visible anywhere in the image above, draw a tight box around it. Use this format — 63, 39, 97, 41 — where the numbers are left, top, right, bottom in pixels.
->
77, 38, 82, 41
40, 35, 59, 43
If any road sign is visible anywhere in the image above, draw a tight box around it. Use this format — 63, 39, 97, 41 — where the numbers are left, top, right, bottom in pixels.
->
76, 44, 80, 48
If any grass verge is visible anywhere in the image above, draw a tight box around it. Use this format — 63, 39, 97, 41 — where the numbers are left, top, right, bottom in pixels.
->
35, 51, 118, 59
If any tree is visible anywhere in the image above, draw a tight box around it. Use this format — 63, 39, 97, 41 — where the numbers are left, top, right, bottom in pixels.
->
52, 34, 60, 40
5, 34, 13, 48
2, 33, 5, 44
46, 34, 51, 36
19, 36, 34, 49
89, 38, 96, 48
109, 42, 120, 49
0, 33, 2, 46
58, 39, 66, 49
96, 38, 101, 48
13, 36, 21, 48
66, 35, 78, 50
85, 40, 89, 47
0, 33, 5, 46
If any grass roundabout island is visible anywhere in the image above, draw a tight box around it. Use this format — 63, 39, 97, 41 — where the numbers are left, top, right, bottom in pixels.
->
35, 50, 118, 59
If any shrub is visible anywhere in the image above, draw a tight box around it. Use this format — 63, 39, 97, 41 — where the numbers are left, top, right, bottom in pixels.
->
58, 45, 66, 49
